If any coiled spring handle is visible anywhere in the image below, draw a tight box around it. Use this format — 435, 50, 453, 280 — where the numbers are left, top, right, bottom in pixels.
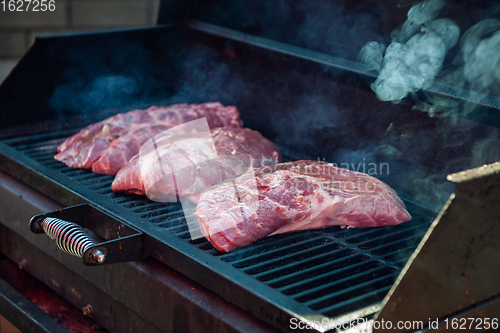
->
30, 204, 143, 266
41, 217, 105, 263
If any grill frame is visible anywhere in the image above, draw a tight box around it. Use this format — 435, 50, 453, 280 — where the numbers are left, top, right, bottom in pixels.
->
0, 129, 436, 332
2, 0, 500, 329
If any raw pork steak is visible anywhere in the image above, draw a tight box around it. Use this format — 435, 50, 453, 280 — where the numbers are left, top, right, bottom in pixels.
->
111, 127, 281, 203
195, 160, 411, 252
54, 102, 242, 175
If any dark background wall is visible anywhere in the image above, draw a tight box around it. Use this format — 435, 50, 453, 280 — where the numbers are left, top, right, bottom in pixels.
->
0, 0, 160, 82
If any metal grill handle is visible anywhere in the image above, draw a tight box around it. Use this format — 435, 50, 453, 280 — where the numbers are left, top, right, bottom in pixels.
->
41, 217, 106, 264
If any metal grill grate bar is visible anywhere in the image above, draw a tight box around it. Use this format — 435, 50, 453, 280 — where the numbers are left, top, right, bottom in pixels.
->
271, 255, 374, 291
220, 232, 326, 262
298, 267, 398, 304
322, 286, 392, 317
230, 236, 339, 268
370, 235, 424, 256
243, 242, 347, 275
250, 247, 355, 281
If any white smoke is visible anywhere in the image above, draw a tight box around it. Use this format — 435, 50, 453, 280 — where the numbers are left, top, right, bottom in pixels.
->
412, 18, 500, 116
398, 0, 446, 43
461, 19, 500, 92
357, 41, 386, 73
359, 0, 459, 103
359, 1, 500, 117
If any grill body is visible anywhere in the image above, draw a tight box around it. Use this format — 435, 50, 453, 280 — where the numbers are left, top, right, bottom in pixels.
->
0, 129, 436, 331
1, 1, 500, 331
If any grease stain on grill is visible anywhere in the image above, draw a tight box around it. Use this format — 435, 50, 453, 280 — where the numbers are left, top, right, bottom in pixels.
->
6, 132, 437, 319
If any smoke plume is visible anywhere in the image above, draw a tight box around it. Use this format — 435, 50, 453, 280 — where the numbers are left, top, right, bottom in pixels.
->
360, 0, 500, 118
360, 0, 459, 103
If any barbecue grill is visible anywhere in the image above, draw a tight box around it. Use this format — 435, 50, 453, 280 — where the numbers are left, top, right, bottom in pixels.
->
1, 0, 500, 332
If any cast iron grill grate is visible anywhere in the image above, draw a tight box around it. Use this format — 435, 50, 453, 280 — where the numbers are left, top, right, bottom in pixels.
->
5, 130, 436, 320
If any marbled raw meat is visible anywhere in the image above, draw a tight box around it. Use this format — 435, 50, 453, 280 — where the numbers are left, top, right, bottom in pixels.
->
111, 127, 281, 203
54, 102, 242, 175
195, 160, 412, 252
